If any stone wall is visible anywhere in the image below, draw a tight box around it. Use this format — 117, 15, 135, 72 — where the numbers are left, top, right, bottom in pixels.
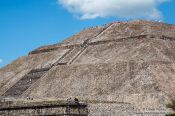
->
0, 100, 170, 116
0, 100, 88, 116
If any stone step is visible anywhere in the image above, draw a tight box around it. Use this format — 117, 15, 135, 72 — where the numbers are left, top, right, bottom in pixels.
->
68, 47, 87, 64
59, 47, 82, 64
3, 68, 48, 97
29, 67, 51, 73
26, 71, 46, 78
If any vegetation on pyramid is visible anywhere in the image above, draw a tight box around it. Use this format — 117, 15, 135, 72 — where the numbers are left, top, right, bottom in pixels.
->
166, 100, 175, 116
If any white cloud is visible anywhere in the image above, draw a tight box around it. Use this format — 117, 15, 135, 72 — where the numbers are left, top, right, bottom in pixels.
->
0, 59, 3, 64
58, 0, 170, 20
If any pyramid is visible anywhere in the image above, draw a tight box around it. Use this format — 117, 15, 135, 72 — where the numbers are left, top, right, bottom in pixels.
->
0, 20, 175, 115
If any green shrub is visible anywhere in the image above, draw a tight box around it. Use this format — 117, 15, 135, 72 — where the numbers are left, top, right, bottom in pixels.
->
166, 100, 175, 116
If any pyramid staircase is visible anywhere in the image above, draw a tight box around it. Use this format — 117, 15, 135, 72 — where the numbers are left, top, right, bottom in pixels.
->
3, 68, 50, 97
1, 23, 114, 98
56, 47, 82, 65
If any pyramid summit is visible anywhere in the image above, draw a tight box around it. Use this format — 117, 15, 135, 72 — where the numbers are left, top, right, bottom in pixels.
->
0, 20, 175, 115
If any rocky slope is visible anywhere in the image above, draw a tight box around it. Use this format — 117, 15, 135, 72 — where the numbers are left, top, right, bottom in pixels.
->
0, 20, 175, 115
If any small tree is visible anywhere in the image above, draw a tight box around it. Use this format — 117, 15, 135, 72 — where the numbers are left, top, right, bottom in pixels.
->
166, 100, 175, 116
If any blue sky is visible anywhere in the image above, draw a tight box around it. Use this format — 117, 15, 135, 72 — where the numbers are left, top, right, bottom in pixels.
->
0, 0, 175, 68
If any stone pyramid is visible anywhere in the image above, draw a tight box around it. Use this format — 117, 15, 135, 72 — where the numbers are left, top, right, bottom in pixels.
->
0, 20, 175, 115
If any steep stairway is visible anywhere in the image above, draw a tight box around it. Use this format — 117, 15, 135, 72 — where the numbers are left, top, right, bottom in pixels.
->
68, 46, 88, 64
57, 47, 82, 65
1, 22, 116, 98
3, 68, 50, 97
